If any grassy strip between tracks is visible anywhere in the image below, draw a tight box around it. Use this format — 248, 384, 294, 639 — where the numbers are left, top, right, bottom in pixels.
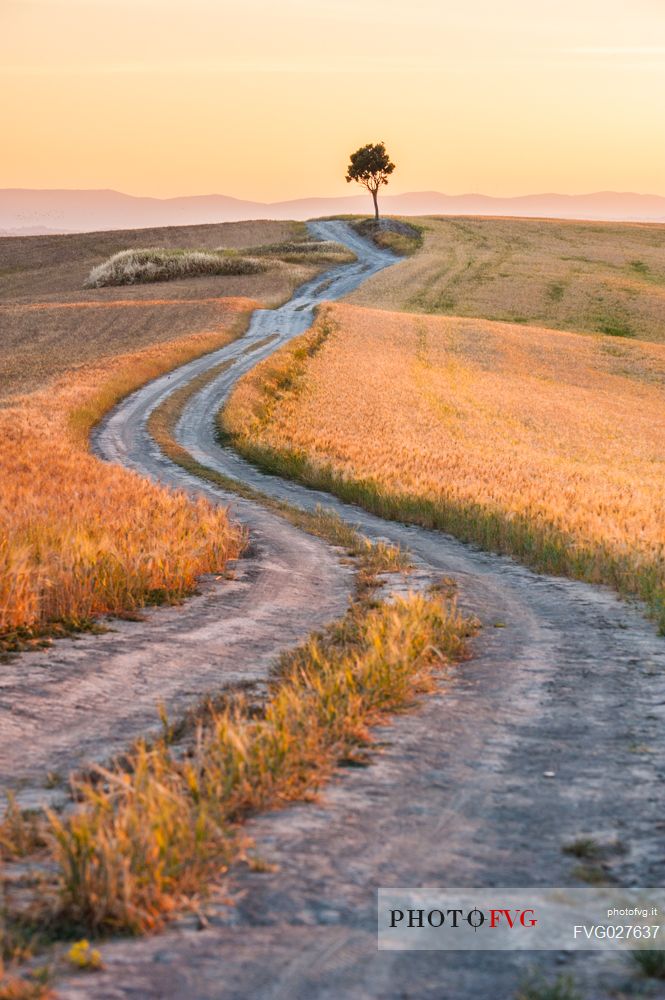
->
1, 590, 472, 947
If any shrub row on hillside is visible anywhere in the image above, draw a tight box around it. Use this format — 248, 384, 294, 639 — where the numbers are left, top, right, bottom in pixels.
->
85, 248, 266, 288
246, 240, 350, 256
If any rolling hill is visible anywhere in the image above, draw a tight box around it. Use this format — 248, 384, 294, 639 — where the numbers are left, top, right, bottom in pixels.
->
1, 188, 664, 235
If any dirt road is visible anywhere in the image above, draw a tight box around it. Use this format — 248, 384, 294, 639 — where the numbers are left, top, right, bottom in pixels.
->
23, 222, 665, 998
0, 222, 390, 804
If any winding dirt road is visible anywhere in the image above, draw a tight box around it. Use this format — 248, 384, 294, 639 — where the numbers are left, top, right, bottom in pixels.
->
12, 223, 665, 998
0, 222, 388, 805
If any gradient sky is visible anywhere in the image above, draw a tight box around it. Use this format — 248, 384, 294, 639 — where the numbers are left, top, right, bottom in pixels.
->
2, 0, 664, 199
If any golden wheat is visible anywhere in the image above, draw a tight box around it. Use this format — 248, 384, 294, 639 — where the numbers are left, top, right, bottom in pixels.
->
224, 302, 665, 625
0, 303, 251, 641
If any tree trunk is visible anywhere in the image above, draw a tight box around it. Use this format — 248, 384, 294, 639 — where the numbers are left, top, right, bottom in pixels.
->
371, 187, 379, 221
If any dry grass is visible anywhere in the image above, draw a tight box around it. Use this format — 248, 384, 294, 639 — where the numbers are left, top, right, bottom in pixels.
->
0, 220, 306, 301
0, 305, 251, 645
516, 972, 582, 1000
81, 239, 354, 291
223, 302, 665, 629
351, 218, 423, 256
0, 220, 324, 399
42, 590, 471, 934
0, 218, 348, 641
145, 345, 409, 589
84, 248, 267, 288
0, 975, 51, 999
244, 240, 356, 265
347, 216, 665, 343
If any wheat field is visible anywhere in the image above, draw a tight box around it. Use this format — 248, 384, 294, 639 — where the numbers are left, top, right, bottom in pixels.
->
0, 307, 253, 644
0, 219, 335, 645
224, 302, 665, 627
347, 216, 665, 343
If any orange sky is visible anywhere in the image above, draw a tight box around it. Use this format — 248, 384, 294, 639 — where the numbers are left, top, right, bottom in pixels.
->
2, 0, 664, 199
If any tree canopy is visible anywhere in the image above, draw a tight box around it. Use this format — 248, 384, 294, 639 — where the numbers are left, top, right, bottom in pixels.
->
345, 142, 396, 221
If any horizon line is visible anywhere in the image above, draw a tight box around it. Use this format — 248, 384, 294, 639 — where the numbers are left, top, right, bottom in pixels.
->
3, 186, 665, 203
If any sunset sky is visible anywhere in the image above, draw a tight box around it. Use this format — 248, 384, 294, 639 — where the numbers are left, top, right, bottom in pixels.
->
2, 0, 664, 200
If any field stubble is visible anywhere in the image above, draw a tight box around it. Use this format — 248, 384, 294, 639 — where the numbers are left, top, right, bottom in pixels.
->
347, 216, 665, 343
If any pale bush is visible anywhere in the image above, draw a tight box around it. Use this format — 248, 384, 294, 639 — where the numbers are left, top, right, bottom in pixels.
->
85, 248, 265, 288
245, 240, 350, 256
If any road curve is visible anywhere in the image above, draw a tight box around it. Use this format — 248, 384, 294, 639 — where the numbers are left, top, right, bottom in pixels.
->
54, 222, 665, 999
0, 223, 390, 805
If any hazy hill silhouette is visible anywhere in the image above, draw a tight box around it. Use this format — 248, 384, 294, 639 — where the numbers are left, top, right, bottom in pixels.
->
1, 188, 664, 235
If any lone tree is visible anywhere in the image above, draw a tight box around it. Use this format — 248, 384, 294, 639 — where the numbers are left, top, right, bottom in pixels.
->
345, 141, 395, 222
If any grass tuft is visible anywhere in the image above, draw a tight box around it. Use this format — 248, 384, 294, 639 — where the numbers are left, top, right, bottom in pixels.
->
243, 240, 356, 265
596, 316, 634, 338
352, 218, 424, 256
632, 949, 665, 979
0, 797, 48, 860
0, 976, 51, 1000
561, 837, 601, 860
516, 972, 582, 1000
84, 248, 266, 288
33, 591, 472, 935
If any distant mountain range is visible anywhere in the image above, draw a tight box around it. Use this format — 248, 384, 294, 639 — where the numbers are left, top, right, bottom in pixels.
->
1, 188, 664, 235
